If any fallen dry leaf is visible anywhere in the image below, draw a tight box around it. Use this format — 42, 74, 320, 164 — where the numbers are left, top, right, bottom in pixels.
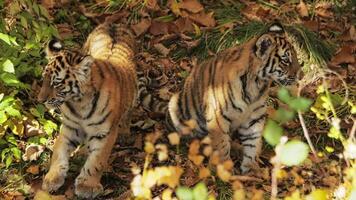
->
149, 21, 170, 35
22, 144, 45, 161
331, 44, 356, 66
179, 0, 204, 13
154, 43, 170, 56
174, 17, 194, 33
131, 18, 151, 36
26, 165, 39, 175
188, 11, 216, 27
315, 2, 333, 18
145, 0, 159, 11
297, 0, 309, 18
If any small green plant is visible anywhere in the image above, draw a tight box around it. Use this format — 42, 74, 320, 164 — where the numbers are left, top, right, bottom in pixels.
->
0, 0, 58, 169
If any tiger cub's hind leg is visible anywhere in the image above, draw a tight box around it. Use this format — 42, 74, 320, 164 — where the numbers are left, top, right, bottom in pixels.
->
74, 126, 119, 198
43, 125, 83, 192
237, 114, 266, 173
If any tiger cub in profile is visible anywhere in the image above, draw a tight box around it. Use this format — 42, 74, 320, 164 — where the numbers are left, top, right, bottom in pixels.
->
142, 23, 300, 173
38, 23, 137, 198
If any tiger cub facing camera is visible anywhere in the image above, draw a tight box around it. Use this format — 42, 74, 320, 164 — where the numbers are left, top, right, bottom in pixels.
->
142, 23, 300, 173
38, 23, 137, 198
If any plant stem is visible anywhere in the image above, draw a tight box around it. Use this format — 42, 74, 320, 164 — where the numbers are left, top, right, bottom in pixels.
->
298, 111, 317, 157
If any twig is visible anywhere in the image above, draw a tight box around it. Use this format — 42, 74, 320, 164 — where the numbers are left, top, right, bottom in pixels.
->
298, 111, 317, 157
271, 136, 288, 200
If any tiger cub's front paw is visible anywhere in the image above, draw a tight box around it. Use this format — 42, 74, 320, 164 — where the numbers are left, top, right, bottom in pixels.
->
75, 176, 103, 198
42, 168, 66, 192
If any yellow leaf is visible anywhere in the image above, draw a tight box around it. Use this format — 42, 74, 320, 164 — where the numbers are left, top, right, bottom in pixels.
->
189, 140, 200, 156
201, 136, 212, 145
285, 190, 302, 200
143, 170, 158, 188
157, 166, 183, 188
209, 151, 220, 165
168, 132, 180, 145
233, 189, 245, 200
203, 146, 212, 157
222, 160, 234, 171
170, 0, 181, 16
34, 190, 52, 200
144, 142, 155, 154
199, 167, 211, 179
217, 164, 231, 182
189, 154, 204, 166
156, 144, 169, 161
162, 188, 173, 200
306, 189, 329, 200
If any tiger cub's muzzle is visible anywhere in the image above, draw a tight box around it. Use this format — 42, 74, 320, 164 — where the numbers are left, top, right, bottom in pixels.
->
37, 76, 64, 109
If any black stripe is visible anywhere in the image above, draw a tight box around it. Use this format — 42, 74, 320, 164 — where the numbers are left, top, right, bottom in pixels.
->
183, 90, 192, 119
62, 113, 80, 125
87, 169, 92, 176
227, 81, 242, 112
89, 134, 107, 141
240, 72, 251, 104
241, 114, 267, 129
64, 102, 81, 118
64, 135, 80, 147
88, 111, 112, 126
84, 92, 100, 119
253, 105, 265, 112
63, 123, 78, 131
242, 143, 256, 148
177, 92, 185, 120
221, 109, 232, 122
240, 135, 259, 142
101, 92, 111, 113
243, 154, 253, 160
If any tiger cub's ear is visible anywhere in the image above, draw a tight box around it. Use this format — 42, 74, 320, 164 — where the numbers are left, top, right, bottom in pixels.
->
46, 39, 63, 58
255, 34, 275, 59
76, 56, 94, 82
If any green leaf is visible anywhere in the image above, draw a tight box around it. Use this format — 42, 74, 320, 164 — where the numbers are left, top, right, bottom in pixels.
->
5, 155, 12, 168
0, 73, 20, 86
0, 110, 7, 124
5, 106, 21, 117
43, 119, 58, 135
36, 104, 46, 118
6, 135, 17, 146
193, 182, 208, 200
277, 87, 291, 103
176, 187, 194, 200
11, 147, 21, 160
20, 15, 28, 29
1, 148, 10, 162
280, 140, 309, 166
263, 119, 283, 146
274, 108, 295, 123
2, 59, 15, 73
0, 32, 18, 46
288, 97, 313, 112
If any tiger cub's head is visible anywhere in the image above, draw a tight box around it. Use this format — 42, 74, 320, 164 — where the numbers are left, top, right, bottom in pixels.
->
255, 23, 300, 85
37, 39, 94, 109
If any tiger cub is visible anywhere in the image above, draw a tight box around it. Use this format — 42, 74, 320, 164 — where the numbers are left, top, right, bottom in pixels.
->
142, 23, 300, 173
38, 23, 137, 198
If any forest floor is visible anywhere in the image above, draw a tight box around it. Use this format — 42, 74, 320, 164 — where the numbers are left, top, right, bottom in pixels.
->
1, 0, 356, 200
